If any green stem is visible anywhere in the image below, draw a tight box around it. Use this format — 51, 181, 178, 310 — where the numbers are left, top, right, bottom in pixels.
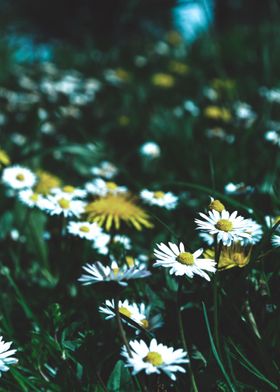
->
213, 238, 222, 356
177, 280, 199, 392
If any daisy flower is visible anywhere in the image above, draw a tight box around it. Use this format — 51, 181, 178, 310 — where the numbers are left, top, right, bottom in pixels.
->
85, 193, 153, 231
18, 189, 53, 210
91, 161, 118, 179
35, 170, 61, 195
2, 166, 36, 190
67, 221, 102, 240
140, 189, 178, 210
195, 209, 252, 246
50, 185, 87, 199
121, 338, 188, 381
154, 242, 216, 281
224, 182, 254, 195
78, 260, 151, 286
240, 219, 263, 245
140, 142, 161, 159
272, 234, 280, 247
99, 299, 163, 332
0, 336, 18, 376
44, 195, 85, 218
85, 178, 127, 197
113, 235, 132, 249
93, 232, 111, 254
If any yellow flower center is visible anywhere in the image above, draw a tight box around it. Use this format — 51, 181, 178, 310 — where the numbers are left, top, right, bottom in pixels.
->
16, 173, 25, 181
79, 225, 90, 233
30, 193, 39, 202
141, 319, 149, 329
176, 252, 194, 265
58, 198, 70, 209
144, 351, 163, 366
62, 185, 75, 193
153, 191, 165, 199
215, 219, 233, 232
35, 170, 61, 195
209, 199, 225, 212
119, 306, 132, 318
112, 267, 119, 276
106, 182, 118, 191
125, 256, 135, 268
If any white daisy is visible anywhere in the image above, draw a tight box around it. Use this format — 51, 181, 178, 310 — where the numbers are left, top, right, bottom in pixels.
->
93, 232, 111, 254
2, 166, 36, 190
154, 242, 216, 281
85, 178, 127, 197
265, 130, 280, 147
78, 260, 151, 286
140, 142, 161, 159
91, 161, 118, 179
0, 336, 18, 376
195, 209, 252, 246
272, 234, 280, 247
67, 221, 102, 240
50, 185, 87, 199
113, 235, 132, 249
18, 189, 52, 210
121, 338, 188, 381
44, 195, 85, 218
224, 182, 254, 195
140, 189, 178, 210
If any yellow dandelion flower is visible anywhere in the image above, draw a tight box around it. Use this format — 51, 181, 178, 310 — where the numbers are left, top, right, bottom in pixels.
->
151, 73, 175, 88
166, 31, 183, 46
168, 60, 189, 75
85, 194, 153, 231
0, 149, 10, 168
204, 243, 251, 271
204, 106, 232, 122
35, 170, 61, 195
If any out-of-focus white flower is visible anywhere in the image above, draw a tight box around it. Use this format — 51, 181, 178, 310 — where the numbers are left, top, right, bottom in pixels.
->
44, 194, 85, 218
67, 221, 102, 240
50, 185, 87, 199
121, 338, 188, 381
272, 234, 280, 247
0, 336, 18, 376
18, 189, 52, 210
183, 100, 200, 116
234, 101, 256, 127
85, 178, 127, 197
91, 161, 118, 179
140, 142, 161, 159
140, 190, 178, 210
2, 166, 36, 190
224, 182, 254, 195
154, 242, 216, 281
265, 130, 280, 147
78, 260, 151, 286
260, 87, 280, 103
93, 232, 111, 254
205, 127, 235, 144
239, 219, 263, 245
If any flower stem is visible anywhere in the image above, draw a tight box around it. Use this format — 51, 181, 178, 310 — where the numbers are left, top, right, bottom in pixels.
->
177, 280, 199, 392
213, 239, 222, 356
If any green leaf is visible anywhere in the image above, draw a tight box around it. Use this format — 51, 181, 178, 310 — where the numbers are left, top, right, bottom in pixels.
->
107, 360, 135, 392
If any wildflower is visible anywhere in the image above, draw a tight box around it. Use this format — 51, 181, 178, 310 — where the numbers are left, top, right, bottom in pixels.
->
154, 242, 216, 281
121, 338, 188, 381
93, 232, 111, 254
99, 299, 162, 332
195, 210, 252, 246
183, 100, 200, 116
0, 336, 18, 376
204, 243, 251, 270
35, 170, 61, 195
205, 127, 235, 143
234, 101, 256, 126
224, 182, 254, 195
51, 185, 87, 199
67, 221, 102, 240
104, 68, 130, 84
2, 166, 36, 190
204, 106, 232, 122
140, 142, 161, 159
208, 197, 225, 213
240, 219, 263, 245
91, 161, 118, 179
0, 149, 10, 168
85, 194, 153, 231
140, 189, 178, 210
260, 87, 280, 103
272, 234, 280, 247
265, 130, 280, 147
18, 189, 52, 210
78, 260, 151, 286
44, 195, 85, 218
151, 73, 175, 88
85, 178, 127, 197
